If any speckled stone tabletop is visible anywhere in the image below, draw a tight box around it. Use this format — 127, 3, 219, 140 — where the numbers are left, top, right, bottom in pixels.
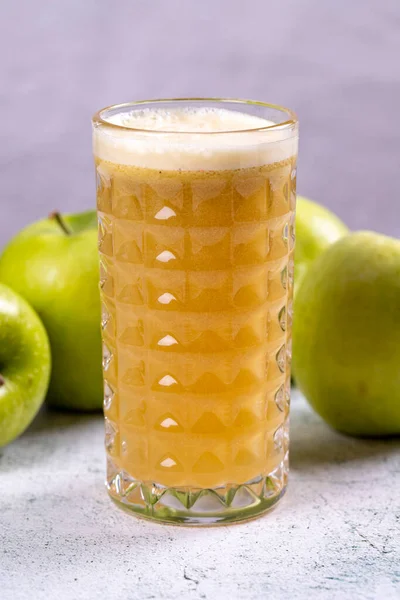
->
1, 391, 399, 600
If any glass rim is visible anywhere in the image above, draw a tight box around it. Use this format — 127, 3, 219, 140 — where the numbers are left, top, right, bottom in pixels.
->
92, 98, 298, 135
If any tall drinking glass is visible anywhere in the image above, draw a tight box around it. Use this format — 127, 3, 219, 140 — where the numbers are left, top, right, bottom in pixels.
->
92, 99, 298, 525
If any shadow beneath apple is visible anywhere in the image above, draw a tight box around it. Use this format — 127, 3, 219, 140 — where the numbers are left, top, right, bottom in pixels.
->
26, 403, 102, 435
290, 394, 400, 471
0, 405, 103, 473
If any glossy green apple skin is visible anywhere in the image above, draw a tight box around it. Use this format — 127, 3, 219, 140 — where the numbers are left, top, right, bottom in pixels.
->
295, 196, 349, 290
291, 197, 349, 383
293, 232, 400, 437
0, 283, 51, 446
0, 211, 102, 411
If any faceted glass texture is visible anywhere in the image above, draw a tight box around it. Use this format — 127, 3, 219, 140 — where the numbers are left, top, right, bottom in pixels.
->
97, 156, 295, 524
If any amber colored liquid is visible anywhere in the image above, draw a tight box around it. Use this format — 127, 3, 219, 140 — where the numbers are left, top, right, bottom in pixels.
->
97, 157, 296, 489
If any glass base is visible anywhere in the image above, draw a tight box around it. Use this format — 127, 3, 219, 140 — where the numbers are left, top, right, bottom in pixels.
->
106, 458, 288, 526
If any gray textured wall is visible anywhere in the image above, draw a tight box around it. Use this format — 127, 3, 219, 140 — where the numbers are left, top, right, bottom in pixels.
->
1, 0, 399, 243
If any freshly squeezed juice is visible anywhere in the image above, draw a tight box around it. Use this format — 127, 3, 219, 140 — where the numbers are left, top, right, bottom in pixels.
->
93, 101, 298, 523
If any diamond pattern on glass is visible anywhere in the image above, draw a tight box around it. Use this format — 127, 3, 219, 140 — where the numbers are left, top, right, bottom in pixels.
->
264, 463, 284, 498
234, 449, 257, 467
154, 206, 176, 221
157, 292, 177, 305
278, 306, 286, 331
192, 413, 226, 434
102, 342, 113, 371
105, 418, 117, 454
276, 344, 286, 373
96, 153, 296, 496
99, 259, 114, 297
107, 456, 288, 520
103, 380, 115, 411
123, 404, 146, 427
156, 250, 176, 263
98, 215, 113, 256
155, 414, 184, 433
157, 455, 183, 472
286, 338, 293, 363
118, 281, 144, 305
193, 452, 224, 474
282, 221, 289, 246
281, 265, 288, 290
116, 240, 143, 263
288, 255, 295, 287
289, 212, 296, 249
230, 486, 256, 508
96, 166, 112, 213
274, 385, 285, 412
233, 225, 268, 266
101, 305, 110, 331
157, 334, 179, 348
119, 322, 144, 346
113, 193, 143, 221
273, 424, 284, 452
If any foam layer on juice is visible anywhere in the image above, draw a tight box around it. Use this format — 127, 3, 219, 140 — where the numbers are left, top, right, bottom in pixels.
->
93, 107, 297, 170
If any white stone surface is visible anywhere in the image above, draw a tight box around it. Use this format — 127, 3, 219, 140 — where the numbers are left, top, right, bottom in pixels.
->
1, 391, 399, 600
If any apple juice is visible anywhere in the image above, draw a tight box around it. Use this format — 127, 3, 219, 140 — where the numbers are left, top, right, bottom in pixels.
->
93, 100, 298, 524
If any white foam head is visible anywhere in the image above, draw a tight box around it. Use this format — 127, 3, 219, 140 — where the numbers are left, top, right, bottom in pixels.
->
93, 107, 298, 170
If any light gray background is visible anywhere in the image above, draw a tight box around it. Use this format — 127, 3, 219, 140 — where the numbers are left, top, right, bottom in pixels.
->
1, 0, 399, 243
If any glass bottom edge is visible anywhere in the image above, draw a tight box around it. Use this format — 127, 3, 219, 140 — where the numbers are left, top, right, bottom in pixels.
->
106, 461, 288, 526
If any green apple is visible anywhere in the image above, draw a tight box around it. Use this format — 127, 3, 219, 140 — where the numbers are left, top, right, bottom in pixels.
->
295, 196, 349, 290
0, 211, 102, 411
292, 196, 349, 382
0, 283, 51, 446
293, 231, 400, 437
